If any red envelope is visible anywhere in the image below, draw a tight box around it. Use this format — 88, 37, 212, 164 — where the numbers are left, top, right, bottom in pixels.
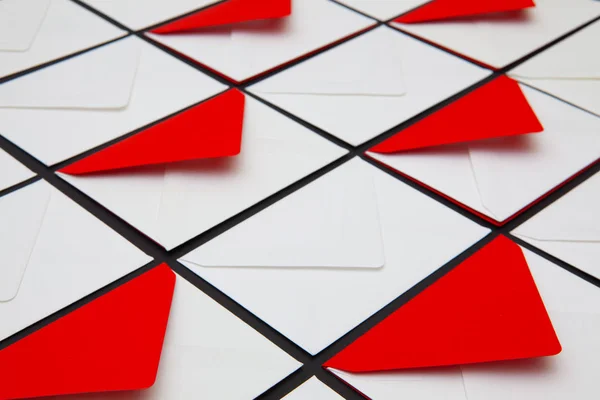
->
370, 76, 543, 153
152, 0, 292, 34
60, 89, 245, 175
325, 236, 561, 372
0, 264, 175, 399
396, 0, 535, 24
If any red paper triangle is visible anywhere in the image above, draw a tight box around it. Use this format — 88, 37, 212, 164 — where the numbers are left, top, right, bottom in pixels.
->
152, 0, 292, 34
0, 264, 175, 399
370, 76, 543, 153
395, 0, 535, 24
325, 236, 561, 372
60, 89, 245, 175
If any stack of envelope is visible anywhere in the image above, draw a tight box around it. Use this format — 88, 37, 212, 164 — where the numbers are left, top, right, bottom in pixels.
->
0, 0, 599, 399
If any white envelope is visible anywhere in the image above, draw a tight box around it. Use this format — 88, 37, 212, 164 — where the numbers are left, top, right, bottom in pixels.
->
330, 248, 600, 400
0, 180, 151, 341
368, 84, 600, 224
392, 0, 600, 69
0, 36, 226, 166
146, 0, 376, 83
61, 95, 347, 250
0, 149, 35, 192
191, 158, 385, 269
512, 171, 600, 280
0, 0, 126, 79
249, 26, 490, 146
180, 158, 490, 354
81, 0, 220, 30
0, 0, 51, 52
510, 20, 600, 116
335, 0, 430, 20
282, 377, 344, 400
135, 274, 300, 399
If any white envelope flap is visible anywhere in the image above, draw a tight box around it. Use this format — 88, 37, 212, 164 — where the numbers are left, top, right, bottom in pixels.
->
0, 0, 50, 52
181, 158, 385, 269
252, 26, 405, 96
513, 172, 600, 242
0, 182, 51, 302
0, 37, 141, 110
466, 85, 600, 222
510, 21, 600, 80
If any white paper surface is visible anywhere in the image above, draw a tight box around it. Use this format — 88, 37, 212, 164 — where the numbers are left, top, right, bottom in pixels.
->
0, 38, 141, 109
250, 26, 490, 146
0, 0, 50, 51
335, 0, 430, 20
0, 0, 126, 78
181, 159, 489, 354
0, 182, 50, 301
0, 36, 226, 165
182, 158, 385, 269
510, 20, 600, 116
138, 275, 301, 399
0, 149, 35, 192
513, 172, 600, 279
0, 181, 151, 341
81, 0, 220, 30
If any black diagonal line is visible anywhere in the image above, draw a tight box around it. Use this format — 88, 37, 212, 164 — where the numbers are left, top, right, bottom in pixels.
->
387, 11, 600, 74
517, 81, 600, 120
500, 16, 600, 73
0, 35, 130, 85
0, 176, 42, 200
500, 160, 600, 233
509, 234, 600, 290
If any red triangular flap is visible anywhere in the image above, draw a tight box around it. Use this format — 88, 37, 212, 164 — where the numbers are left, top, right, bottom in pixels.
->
324, 236, 561, 372
370, 76, 542, 154
60, 89, 245, 175
0, 264, 175, 399
395, 0, 535, 24
151, 0, 292, 34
